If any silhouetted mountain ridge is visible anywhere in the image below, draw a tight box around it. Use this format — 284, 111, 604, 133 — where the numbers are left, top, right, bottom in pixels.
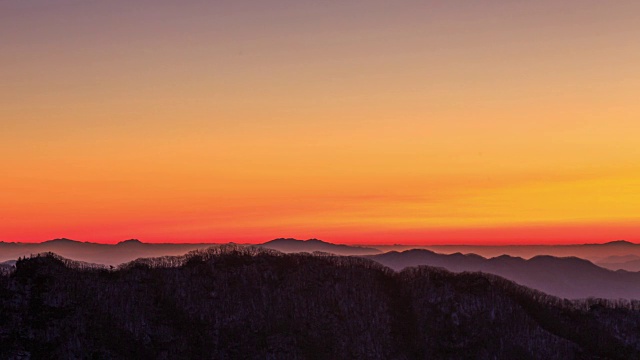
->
42, 238, 84, 244
367, 250, 640, 299
0, 239, 219, 266
373, 239, 640, 265
258, 238, 382, 255
117, 239, 143, 245
602, 240, 636, 246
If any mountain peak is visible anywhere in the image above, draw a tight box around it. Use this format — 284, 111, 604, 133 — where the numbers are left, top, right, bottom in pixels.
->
117, 239, 143, 245
604, 240, 635, 246
400, 249, 437, 255
43, 238, 80, 244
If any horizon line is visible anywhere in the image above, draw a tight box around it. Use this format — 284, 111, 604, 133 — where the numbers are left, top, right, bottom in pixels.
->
0, 237, 636, 247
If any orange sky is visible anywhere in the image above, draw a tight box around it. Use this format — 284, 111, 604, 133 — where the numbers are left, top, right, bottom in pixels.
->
1, 1, 640, 244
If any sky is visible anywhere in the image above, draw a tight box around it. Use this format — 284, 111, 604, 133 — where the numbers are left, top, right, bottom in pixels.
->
1, 0, 640, 244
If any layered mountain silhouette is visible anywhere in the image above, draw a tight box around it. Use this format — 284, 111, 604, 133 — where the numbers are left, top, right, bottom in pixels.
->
1, 247, 639, 359
257, 238, 381, 255
0, 238, 217, 266
366, 249, 640, 299
4, 238, 639, 265
3, 238, 640, 300
0, 238, 381, 265
375, 240, 640, 264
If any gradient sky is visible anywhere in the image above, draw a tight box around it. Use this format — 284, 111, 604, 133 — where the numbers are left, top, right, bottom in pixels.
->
2, 0, 640, 244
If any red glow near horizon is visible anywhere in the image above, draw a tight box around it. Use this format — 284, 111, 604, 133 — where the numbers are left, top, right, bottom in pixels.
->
3, 221, 639, 246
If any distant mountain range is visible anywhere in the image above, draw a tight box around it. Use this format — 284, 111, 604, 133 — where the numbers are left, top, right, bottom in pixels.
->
1, 248, 639, 359
365, 249, 640, 299
3, 238, 640, 299
372, 240, 640, 265
0, 238, 381, 265
257, 238, 381, 255
0, 239, 217, 266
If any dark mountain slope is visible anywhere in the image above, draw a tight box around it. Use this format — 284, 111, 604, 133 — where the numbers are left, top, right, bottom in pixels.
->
367, 249, 640, 299
1, 247, 640, 359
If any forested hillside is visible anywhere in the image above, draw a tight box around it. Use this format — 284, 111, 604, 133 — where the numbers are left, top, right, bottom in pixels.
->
1, 246, 639, 359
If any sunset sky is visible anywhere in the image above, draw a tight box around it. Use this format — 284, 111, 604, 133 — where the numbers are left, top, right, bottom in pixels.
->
2, 1, 640, 244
